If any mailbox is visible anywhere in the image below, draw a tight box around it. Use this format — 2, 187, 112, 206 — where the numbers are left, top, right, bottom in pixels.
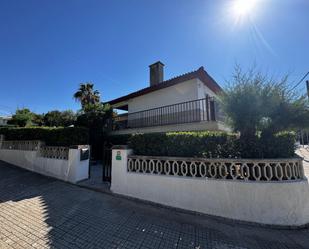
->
80, 148, 90, 161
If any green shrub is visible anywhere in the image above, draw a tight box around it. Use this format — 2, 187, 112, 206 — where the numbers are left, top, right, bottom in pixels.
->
0, 125, 17, 128
129, 133, 169, 156
237, 135, 263, 159
107, 134, 132, 146
0, 127, 89, 146
129, 132, 239, 158
128, 131, 296, 158
260, 131, 296, 158
165, 132, 239, 158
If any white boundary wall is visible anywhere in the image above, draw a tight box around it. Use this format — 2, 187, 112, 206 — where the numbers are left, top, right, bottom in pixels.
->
111, 148, 309, 227
0, 145, 89, 183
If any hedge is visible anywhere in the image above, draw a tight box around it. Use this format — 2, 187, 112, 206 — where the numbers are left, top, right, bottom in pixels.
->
128, 131, 296, 159
129, 132, 239, 158
107, 134, 132, 146
260, 131, 296, 158
3, 128, 294, 158
0, 127, 89, 146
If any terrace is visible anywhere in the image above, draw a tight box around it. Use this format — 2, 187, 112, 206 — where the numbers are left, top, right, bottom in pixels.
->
111, 97, 228, 134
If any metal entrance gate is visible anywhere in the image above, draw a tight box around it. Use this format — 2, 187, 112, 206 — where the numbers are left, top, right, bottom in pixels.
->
298, 130, 309, 147
102, 143, 112, 182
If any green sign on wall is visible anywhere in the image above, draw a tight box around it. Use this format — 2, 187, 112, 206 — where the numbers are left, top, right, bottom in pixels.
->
116, 151, 122, 160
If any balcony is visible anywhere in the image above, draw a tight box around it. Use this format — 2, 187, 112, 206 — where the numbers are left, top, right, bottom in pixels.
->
111, 97, 227, 134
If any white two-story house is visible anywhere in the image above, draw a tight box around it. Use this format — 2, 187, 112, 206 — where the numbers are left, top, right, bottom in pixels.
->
107, 61, 228, 134
0, 116, 11, 126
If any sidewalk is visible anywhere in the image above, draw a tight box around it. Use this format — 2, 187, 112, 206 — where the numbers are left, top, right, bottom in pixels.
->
1, 160, 309, 249
77, 163, 111, 193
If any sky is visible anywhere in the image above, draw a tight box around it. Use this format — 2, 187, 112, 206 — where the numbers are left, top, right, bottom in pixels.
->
0, 0, 308, 115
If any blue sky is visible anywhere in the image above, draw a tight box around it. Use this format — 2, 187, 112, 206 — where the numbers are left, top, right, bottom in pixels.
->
0, 0, 308, 115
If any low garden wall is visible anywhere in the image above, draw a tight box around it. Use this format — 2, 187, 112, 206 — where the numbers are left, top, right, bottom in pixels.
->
111, 147, 309, 227
0, 139, 90, 183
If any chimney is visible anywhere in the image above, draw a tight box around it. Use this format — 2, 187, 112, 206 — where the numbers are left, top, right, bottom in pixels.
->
149, 61, 164, 86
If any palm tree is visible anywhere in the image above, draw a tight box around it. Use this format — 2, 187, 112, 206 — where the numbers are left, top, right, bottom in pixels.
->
73, 83, 100, 109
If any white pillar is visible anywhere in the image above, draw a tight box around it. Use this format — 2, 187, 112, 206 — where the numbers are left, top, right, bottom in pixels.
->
66, 145, 90, 183
37, 141, 45, 149
111, 146, 133, 194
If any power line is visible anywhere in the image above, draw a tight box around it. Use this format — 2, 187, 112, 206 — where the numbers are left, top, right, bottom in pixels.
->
291, 71, 309, 91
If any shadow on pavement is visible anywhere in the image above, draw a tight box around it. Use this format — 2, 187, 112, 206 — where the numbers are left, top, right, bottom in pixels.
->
1, 160, 309, 249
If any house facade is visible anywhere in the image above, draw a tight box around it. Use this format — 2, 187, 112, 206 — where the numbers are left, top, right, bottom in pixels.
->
0, 116, 11, 126
107, 62, 229, 134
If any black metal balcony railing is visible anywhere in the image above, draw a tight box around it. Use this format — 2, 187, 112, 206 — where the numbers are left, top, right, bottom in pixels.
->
112, 97, 224, 130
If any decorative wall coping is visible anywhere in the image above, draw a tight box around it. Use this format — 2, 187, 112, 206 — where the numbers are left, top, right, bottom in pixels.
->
128, 155, 302, 163
69, 145, 90, 149
39, 146, 69, 160
0, 140, 43, 151
0, 142, 90, 183
0, 140, 93, 161
127, 155, 304, 182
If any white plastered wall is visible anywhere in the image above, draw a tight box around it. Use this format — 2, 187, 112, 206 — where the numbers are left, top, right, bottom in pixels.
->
197, 78, 217, 99
111, 149, 309, 227
128, 79, 199, 113
0, 148, 89, 183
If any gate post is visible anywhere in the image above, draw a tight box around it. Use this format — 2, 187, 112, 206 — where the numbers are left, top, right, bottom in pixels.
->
110, 145, 133, 194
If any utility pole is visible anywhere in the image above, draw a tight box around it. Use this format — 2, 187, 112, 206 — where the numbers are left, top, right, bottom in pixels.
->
307, 80, 309, 99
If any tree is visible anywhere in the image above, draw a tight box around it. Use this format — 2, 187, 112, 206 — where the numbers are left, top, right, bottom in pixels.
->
60, 110, 77, 126
75, 102, 112, 160
73, 83, 100, 109
259, 86, 309, 136
8, 108, 34, 127
32, 113, 45, 126
44, 111, 62, 127
75, 103, 112, 130
220, 66, 309, 138
44, 110, 76, 127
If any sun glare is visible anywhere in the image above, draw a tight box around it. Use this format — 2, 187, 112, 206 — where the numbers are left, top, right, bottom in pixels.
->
231, 0, 259, 22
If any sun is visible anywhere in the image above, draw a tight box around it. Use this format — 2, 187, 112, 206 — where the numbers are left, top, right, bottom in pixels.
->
232, 0, 258, 18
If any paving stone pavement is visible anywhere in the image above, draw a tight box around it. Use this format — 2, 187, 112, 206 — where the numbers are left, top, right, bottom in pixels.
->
1, 160, 309, 249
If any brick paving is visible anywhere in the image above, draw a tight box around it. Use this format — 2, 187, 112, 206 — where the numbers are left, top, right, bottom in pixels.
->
1, 161, 309, 249
77, 163, 111, 193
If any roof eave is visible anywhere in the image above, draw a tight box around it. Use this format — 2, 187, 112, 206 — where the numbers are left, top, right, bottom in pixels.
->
106, 67, 222, 106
